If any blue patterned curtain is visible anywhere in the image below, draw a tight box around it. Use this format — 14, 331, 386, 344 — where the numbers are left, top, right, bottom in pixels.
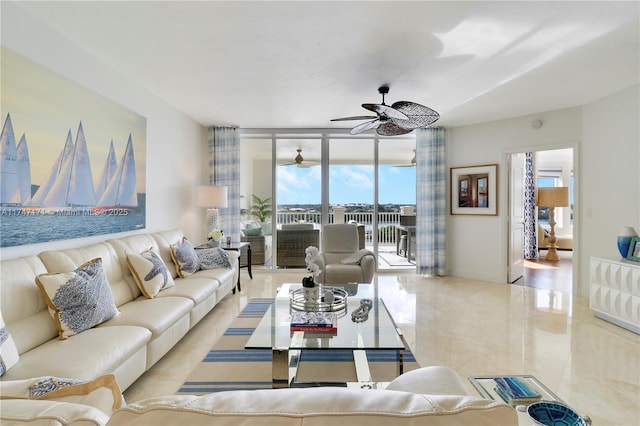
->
208, 126, 240, 241
415, 127, 446, 276
524, 152, 538, 259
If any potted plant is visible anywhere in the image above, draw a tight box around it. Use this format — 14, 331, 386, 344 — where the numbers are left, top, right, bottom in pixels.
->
250, 194, 272, 223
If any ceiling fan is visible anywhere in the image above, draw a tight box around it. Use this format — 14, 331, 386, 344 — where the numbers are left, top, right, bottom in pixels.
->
331, 86, 440, 136
393, 149, 416, 167
278, 148, 319, 167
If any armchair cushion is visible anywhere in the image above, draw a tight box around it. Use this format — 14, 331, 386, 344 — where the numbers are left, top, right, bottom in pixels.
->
340, 248, 375, 265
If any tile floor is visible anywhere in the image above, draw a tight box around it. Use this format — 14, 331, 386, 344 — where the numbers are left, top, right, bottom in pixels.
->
123, 268, 640, 425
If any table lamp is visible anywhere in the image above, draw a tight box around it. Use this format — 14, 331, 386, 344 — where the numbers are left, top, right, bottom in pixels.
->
536, 187, 569, 261
196, 185, 228, 235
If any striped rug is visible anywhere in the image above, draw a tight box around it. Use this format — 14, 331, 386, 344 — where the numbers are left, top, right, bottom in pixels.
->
177, 298, 418, 394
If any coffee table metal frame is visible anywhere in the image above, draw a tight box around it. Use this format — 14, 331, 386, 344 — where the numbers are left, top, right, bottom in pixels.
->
245, 283, 406, 388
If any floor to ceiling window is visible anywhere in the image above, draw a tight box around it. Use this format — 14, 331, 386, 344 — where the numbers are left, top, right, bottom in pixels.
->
240, 129, 416, 270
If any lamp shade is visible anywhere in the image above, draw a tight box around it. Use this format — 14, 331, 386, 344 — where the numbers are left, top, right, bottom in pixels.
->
536, 187, 569, 208
196, 186, 228, 208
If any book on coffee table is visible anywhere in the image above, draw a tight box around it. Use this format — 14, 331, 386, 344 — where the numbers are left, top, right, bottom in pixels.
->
493, 377, 542, 406
290, 311, 337, 332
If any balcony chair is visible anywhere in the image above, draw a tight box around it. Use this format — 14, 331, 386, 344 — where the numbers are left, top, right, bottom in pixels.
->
276, 223, 320, 268
316, 224, 376, 285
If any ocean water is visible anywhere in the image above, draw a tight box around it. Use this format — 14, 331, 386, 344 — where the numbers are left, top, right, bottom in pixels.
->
0, 208, 146, 247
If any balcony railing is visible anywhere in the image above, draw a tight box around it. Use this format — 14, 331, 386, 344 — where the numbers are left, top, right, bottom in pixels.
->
276, 212, 403, 245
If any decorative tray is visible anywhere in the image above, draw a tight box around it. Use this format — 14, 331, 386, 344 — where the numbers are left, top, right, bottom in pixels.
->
289, 286, 348, 314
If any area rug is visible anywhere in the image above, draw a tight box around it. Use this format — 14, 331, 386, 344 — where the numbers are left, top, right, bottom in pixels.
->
177, 298, 418, 394
378, 252, 414, 267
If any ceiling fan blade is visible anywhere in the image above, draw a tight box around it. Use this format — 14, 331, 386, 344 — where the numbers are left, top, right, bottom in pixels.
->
390, 101, 440, 129
362, 103, 409, 120
330, 115, 378, 122
376, 121, 415, 136
350, 118, 381, 135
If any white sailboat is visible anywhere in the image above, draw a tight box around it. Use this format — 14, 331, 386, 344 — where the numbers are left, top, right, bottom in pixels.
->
95, 134, 137, 211
0, 114, 21, 207
16, 133, 32, 206
29, 130, 75, 207
43, 121, 97, 209
95, 140, 117, 201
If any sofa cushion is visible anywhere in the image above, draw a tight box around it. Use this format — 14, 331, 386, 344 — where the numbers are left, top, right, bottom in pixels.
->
0, 373, 123, 417
0, 325, 150, 382
109, 388, 517, 425
0, 399, 109, 426
126, 248, 175, 298
170, 238, 200, 277
35, 258, 119, 339
0, 310, 19, 376
197, 247, 233, 269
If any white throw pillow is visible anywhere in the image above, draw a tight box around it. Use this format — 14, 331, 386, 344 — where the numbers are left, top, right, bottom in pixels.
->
0, 310, 19, 376
36, 258, 119, 339
127, 248, 176, 298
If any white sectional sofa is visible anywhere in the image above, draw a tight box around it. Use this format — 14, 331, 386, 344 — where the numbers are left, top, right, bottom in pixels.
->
0, 229, 239, 391
0, 366, 518, 425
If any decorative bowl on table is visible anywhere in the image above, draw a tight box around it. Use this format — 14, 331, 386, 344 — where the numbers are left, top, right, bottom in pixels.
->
527, 401, 590, 426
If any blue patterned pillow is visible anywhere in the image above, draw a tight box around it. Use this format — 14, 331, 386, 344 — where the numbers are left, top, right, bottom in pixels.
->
127, 248, 176, 298
36, 258, 119, 339
0, 310, 19, 376
0, 374, 124, 416
169, 238, 200, 277
197, 248, 233, 269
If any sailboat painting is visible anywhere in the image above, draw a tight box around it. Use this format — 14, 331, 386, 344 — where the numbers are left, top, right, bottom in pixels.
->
1, 48, 146, 247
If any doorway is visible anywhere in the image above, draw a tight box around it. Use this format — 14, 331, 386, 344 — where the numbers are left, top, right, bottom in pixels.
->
508, 147, 575, 293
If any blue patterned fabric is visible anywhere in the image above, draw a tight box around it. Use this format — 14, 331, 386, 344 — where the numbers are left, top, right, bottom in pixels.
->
170, 238, 200, 277
523, 152, 539, 259
36, 258, 119, 339
29, 377, 85, 397
0, 310, 19, 376
126, 248, 175, 297
416, 128, 446, 276
208, 126, 241, 242
197, 247, 233, 269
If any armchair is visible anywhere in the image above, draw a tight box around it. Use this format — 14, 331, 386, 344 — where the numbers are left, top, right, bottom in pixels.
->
276, 224, 320, 268
316, 224, 376, 284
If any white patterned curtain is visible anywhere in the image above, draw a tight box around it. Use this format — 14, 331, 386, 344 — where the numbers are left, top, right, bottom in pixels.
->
208, 126, 240, 241
415, 127, 446, 276
524, 152, 539, 259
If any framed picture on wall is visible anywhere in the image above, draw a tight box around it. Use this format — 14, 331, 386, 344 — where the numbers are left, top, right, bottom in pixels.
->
627, 237, 640, 262
450, 164, 498, 215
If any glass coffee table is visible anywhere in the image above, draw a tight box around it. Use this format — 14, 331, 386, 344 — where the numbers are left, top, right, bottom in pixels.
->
245, 283, 406, 388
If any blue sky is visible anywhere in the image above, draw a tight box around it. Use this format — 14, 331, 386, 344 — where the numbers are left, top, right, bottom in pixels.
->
277, 165, 416, 205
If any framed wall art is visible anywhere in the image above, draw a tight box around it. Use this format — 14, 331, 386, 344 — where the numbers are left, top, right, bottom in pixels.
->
450, 164, 498, 215
1, 48, 147, 247
627, 237, 640, 262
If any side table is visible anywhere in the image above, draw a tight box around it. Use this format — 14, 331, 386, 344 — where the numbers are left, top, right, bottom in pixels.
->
221, 241, 252, 293
196, 241, 251, 293
468, 375, 590, 425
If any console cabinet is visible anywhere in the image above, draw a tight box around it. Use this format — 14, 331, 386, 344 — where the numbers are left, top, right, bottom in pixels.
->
590, 256, 640, 334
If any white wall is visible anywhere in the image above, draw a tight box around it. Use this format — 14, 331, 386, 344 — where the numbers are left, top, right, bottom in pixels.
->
0, 3, 206, 260
446, 85, 639, 297
580, 85, 640, 296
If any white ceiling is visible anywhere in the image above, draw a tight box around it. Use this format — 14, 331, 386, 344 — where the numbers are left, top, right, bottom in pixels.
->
10, 1, 640, 131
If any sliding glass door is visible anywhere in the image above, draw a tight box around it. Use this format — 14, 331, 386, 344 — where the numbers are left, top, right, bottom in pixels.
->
240, 129, 417, 270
